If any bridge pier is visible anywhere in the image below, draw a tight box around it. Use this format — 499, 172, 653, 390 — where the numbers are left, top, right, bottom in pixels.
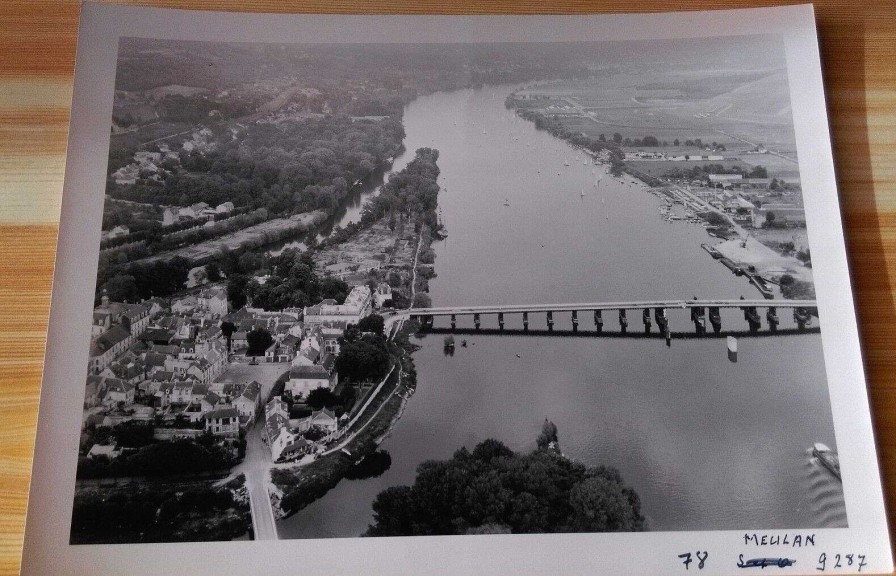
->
474, 313, 481, 330
794, 307, 810, 331
571, 310, 578, 332
766, 308, 779, 332
498, 312, 504, 331
594, 310, 603, 333
690, 305, 706, 336
547, 311, 554, 330
742, 305, 760, 333
709, 307, 721, 334
450, 314, 456, 329
523, 311, 529, 331
642, 308, 651, 333
619, 309, 628, 333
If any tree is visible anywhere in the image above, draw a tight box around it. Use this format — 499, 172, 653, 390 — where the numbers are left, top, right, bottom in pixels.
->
612, 133, 622, 144
536, 419, 559, 450
246, 328, 273, 357
335, 334, 390, 383
365, 428, 644, 537
306, 388, 340, 410
567, 476, 644, 532
205, 261, 223, 282
357, 314, 385, 336
412, 293, 432, 308
227, 274, 250, 310
104, 274, 139, 303
598, 134, 606, 142
220, 321, 236, 353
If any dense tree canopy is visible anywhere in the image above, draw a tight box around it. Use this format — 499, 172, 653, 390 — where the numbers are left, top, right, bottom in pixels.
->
248, 249, 350, 311
110, 116, 405, 216
357, 314, 385, 336
361, 148, 441, 230
335, 333, 390, 383
246, 328, 274, 356
366, 436, 644, 536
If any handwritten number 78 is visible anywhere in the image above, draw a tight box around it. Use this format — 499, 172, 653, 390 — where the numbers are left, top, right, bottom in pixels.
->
679, 551, 708, 570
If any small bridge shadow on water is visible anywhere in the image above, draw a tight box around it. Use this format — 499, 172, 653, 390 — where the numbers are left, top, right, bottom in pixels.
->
420, 326, 821, 340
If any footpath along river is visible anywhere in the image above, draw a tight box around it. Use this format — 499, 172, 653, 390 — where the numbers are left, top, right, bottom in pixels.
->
277, 84, 845, 538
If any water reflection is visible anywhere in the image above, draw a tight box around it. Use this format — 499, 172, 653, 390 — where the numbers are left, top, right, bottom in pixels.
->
344, 450, 393, 481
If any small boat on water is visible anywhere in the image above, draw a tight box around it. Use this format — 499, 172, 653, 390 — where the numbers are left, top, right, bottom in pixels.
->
812, 443, 842, 481
701, 243, 723, 259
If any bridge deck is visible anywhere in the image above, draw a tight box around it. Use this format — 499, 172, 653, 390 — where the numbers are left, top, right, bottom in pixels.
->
409, 299, 816, 316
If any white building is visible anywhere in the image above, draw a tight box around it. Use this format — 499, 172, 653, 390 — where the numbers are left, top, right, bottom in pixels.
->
302, 286, 373, 331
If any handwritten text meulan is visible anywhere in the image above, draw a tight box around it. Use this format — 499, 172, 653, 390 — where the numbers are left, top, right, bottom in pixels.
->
743, 533, 816, 547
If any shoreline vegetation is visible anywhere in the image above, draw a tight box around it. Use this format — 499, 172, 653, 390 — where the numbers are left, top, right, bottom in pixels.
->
267, 148, 442, 520
366, 422, 645, 536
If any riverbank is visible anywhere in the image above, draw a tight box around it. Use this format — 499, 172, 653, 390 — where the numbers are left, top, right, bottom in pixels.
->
268, 320, 419, 521
266, 149, 442, 522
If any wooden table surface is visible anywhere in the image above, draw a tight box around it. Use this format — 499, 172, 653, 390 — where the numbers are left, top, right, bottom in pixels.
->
1, 1, 894, 574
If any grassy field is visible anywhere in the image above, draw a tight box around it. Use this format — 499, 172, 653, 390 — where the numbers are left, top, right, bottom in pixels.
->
738, 153, 801, 178
625, 158, 754, 177
558, 115, 731, 146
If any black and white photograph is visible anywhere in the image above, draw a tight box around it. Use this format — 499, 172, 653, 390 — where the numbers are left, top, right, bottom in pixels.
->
70, 32, 846, 543
19, 5, 893, 576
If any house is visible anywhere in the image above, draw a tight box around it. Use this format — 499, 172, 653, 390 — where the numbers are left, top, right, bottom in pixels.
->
87, 444, 122, 459
285, 364, 337, 398
752, 203, 806, 228
233, 381, 262, 423
106, 225, 130, 240
297, 408, 339, 434
278, 437, 313, 462
231, 331, 248, 351
204, 408, 240, 437
198, 286, 228, 317
170, 381, 194, 405
707, 173, 744, 187
264, 396, 296, 461
103, 378, 135, 407
216, 202, 234, 214
293, 346, 320, 367
302, 286, 373, 331
162, 206, 180, 226
172, 295, 199, 314
89, 325, 133, 373
84, 375, 103, 408
268, 418, 298, 462
319, 328, 343, 355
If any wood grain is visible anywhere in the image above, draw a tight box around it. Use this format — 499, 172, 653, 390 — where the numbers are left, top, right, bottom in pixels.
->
1, 1, 894, 574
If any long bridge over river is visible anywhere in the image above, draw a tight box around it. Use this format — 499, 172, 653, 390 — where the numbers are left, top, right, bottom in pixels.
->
406, 299, 818, 338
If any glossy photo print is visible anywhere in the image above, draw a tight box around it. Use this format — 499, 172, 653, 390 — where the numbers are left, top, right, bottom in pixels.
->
20, 5, 892, 576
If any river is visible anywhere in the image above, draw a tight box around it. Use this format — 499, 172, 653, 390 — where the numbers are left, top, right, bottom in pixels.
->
277, 85, 845, 537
